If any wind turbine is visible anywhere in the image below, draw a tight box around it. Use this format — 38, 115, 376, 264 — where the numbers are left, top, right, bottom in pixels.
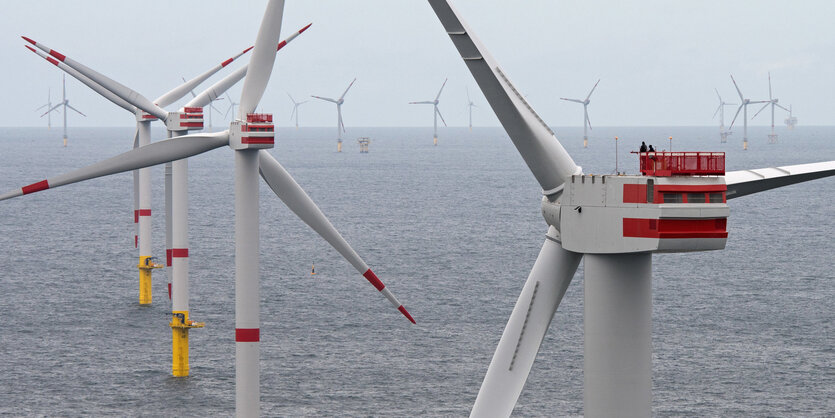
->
224, 92, 240, 124
5, 3, 413, 416
560, 79, 599, 148
35, 87, 56, 129
466, 86, 477, 131
312, 78, 356, 152
409, 78, 447, 146
713, 88, 735, 143
24, 22, 312, 380
752, 72, 790, 144
427, 1, 835, 416
287, 92, 308, 128
728, 75, 767, 150
39, 73, 86, 147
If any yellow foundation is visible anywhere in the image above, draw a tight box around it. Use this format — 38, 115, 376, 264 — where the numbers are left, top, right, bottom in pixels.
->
337, 141, 342, 152
137, 256, 162, 305
743, 139, 748, 150
63, 137, 67, 147
170, 311, 205, 377
433, 136, 438, 146
583, 138, 588, 148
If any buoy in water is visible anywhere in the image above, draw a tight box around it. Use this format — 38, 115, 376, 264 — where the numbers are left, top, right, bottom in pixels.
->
310, 263, 316, 276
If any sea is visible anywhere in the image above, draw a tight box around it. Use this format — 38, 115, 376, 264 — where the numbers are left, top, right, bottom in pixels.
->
0, 125, 832, 417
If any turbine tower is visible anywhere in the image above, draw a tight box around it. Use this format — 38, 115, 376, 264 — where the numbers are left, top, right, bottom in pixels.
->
287, 92, 308, 128
560, 79, 599, 148
312, 78, 356, 152
713, 88, 735, 143
466, 86, 477, 131
752, 72, 790, 144
410, 78, 448, 146
35, 87, 56, 129
728, 75, 767, 150
427, 1, 835, 416
5, 4, 412, 415
39, 74, 86, 146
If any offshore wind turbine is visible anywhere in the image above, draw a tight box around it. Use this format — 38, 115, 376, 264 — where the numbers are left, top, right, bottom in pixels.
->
728, 75, 767, 150
752, 72, 790, 144
5, 3, 413, 415
312, 78, 356, 152
466, 87, 477, 131
784, 104, 797, 129
409, 78, 448, 145
39, 74, 86, 147
713, 88, 735, 143
287, 92, 308, 128
560, 79, 599, 148
35, 87, 56, 129
224, 92, 240, 124
427, 1, 835, 416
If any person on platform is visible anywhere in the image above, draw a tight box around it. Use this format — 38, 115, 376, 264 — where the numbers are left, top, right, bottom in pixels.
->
640, 141, 648, 153
648, 144, 655, 152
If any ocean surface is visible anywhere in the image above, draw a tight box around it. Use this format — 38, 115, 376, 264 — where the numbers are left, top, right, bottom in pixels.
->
0, 125, 832, 417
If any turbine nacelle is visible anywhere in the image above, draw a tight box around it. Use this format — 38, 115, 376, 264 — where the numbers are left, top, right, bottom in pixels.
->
229, 113, 275, 150
166, 107, 204, 132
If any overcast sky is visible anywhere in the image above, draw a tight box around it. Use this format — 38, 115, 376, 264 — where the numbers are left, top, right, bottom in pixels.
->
1, 0, 833, 128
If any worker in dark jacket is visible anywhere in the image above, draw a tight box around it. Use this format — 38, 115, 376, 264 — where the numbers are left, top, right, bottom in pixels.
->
640, 141, 648, 153
648, 144, 655, 152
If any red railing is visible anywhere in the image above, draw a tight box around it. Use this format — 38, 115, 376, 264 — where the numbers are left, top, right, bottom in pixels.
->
632, 152, 725, 176
246, 113, 273, 123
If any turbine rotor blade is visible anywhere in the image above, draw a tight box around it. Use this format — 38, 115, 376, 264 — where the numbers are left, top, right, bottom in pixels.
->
40, 102, 62, 117
339, 78, 357, 101
560, 98, 584, 104
729, 105, 743, 129
730, 74, 744, 101
752, 102, 769, 119
257, 151, 415, 323
436, 106, 448, 127
409, 101, 434, 104
768, 72, 773, 100
775, 103, 790, 112
66, 103, 86, 117
435, 78, 448, 101
712, 104, 721, 119
471, 227, 582, 417
238, 0, 286, 116
0, 132, 229, 201
22, 36, 167, 121
155, 46, 254, 108
24, 45, 136, 115
585, 107, 592, 130
584, 78, 600, 101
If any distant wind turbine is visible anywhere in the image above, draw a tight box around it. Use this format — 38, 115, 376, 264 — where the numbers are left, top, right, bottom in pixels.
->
40, 74, 85, 146
560, 79, 599, 148
410, 78, 448, 146
466, 87, 477, 131
713, 88, 736, 143
224, 92, 239, 123
752, 72, 790, 144
728, 75, 768, 150
784, 104, 797, 129
287, 92, 308, 129
184, 76, 224, 131
312, 78, 356, 152
35, 87, 56, 129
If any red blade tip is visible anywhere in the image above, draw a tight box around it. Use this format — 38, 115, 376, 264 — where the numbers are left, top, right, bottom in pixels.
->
24, 45, 36, 53
399, 306, 416, 324
242, 46, 254, 54
21, 36, 36, 45
299, 23, 312, 33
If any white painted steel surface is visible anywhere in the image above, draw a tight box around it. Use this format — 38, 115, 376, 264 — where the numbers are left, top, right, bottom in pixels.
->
138, 122, 153, 259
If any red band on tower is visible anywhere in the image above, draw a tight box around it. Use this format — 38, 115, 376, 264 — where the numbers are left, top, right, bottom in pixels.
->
236, 328, 260, 342
171, 248, 189, 258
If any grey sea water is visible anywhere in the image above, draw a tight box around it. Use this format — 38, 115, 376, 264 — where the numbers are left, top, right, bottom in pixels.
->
0, 125, 833, 417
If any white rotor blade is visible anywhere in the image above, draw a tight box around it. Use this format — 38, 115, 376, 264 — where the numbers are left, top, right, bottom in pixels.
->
752, 102, 770, 119
238, 0, 285, 116
715, 88, 722, 102
768, 72, 773, 100
584, 78, 600, 101
435, 106, 448, 127
187, 24, 309, 110
728, 105, 743, 129
339, 78, 357, 101
775, 103, 790, 112
730, 74, 744, 101
712, 103, 721, 119
0, 132, 229, 201
289, 106, 297, 121
725, 160, 835, 199
40, 102, 62, 117
584, 107, 592, 130
409, 101, 434, 104
312, 95, 338, 104
560, 98, 584, 104
338, 108, 346, 133
435, 78, 448, 101
66, 103, 86, 117
155, 46, 254, 108
23, 36, 168, 121
25, 45, 136, 114
471, 227, 582, 418
257, 151, 415, 323
428, 0, 581, 193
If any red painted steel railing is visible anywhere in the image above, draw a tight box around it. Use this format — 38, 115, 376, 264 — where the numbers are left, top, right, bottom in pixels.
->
632, 152, 725, 176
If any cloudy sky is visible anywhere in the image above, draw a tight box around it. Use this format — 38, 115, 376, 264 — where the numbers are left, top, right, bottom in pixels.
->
1, 0, 833, 128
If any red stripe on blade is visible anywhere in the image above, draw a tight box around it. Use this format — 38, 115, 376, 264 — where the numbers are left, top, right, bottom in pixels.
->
362, 269, 385, 291
221, 57, 234, 67
21, 36, 36, 45
22, 180, 49, 194
399, 306, 416, 324
46, 57, 59, 66
299, 23, 312, 33
48, 49, 66, 62
171, 248, 188, 258
236, 328, 260, 342
24, 45, 36, 53
242, 46, 253, 54
276, 40, 287, 51
166, 249, 173, 267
